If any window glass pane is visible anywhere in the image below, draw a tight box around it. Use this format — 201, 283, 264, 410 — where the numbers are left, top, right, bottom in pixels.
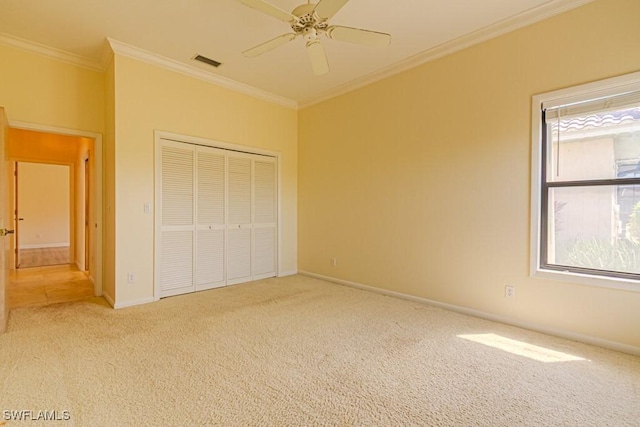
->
548, 185, 640, 274
546, 106, 640, 182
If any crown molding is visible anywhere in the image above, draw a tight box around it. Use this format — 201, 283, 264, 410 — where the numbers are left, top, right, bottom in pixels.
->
100, 38, 114, 70
298, 0, 595, 109
0, 33, 103, 71
0, 33, 295, 108
106, 38, 297, 110
1, 0, 594, 111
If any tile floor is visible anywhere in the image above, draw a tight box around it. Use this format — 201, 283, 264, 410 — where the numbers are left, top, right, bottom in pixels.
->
8, 264, 94, 309
18, 246, 71, 268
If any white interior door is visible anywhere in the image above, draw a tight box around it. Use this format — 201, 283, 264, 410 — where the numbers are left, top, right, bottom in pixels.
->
195, 146, 226, 291
226, 155, 253, 285
158, 142, 195, 298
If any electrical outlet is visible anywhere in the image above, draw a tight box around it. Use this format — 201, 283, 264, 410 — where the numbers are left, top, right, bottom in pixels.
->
330, 257, 337, 267
505, 285, 515, 300
127, 273, 136, 283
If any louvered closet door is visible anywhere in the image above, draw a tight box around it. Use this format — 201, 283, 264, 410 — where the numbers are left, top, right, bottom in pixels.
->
159, 142, 195, 297
227, 155, 253, 285
195, 147, 226, 291
253, 158, 277, 279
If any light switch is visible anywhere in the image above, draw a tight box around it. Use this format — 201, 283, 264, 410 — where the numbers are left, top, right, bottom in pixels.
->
144, 202, 152, 214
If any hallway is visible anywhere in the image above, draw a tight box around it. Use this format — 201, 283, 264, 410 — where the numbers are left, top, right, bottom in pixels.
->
8, 264, 94, 309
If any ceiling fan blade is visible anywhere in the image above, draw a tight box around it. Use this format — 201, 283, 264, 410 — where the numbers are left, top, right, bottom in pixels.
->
306, 40, 329, 75
313, 0, 350, 20
236, 0, 297, 23
326, 26, 391, 47
243, 33, 297, 58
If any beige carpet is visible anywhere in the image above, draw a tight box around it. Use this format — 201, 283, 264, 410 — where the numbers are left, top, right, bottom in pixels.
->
1, 275, 639, 426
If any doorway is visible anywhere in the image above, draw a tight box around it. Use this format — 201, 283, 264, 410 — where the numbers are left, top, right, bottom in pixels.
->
5, 123, 103, 299
15, 162, 72, 269
0, 113, 103, 322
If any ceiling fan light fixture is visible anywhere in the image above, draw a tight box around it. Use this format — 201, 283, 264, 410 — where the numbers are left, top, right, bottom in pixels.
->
302, 27, 318, 42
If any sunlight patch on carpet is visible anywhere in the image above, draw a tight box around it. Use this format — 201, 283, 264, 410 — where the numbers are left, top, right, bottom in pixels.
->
458, 333, 587, 363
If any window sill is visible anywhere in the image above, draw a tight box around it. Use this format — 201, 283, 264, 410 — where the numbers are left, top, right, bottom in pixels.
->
533, 268, 640, 293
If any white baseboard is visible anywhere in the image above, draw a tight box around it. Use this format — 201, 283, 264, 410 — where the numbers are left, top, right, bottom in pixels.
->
21, 243, 70, 249
114, 297, 155, 309
102, 292, 115, 308
299, 270, 640, 357
278, 270, 298, 277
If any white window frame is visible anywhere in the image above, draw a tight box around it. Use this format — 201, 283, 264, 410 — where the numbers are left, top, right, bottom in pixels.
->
530, 71, 640, 292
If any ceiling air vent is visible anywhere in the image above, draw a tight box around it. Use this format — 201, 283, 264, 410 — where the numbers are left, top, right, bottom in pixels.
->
193, 54, 222, 68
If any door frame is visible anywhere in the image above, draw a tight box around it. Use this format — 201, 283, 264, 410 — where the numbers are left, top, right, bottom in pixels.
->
8, 120, 103, 297
14, 161, 20, 269
154, 130, 281, 301
0, 108, 9, 333
84, 157, 90, 271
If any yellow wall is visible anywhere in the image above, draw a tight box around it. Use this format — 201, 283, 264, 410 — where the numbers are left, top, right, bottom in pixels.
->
17, 162, 70, 247
0, 43, 103, 283
103, 57, 116, 302
0, 44, 104, 132
111, 55, 297, 305
298, 0, 640, 347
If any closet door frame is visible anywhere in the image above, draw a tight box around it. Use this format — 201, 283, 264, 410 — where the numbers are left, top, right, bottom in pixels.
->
154, 131, 281, 301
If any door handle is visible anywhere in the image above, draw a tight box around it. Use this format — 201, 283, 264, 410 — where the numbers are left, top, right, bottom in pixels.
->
0, 229, 15, 236
18, 218, 24, 221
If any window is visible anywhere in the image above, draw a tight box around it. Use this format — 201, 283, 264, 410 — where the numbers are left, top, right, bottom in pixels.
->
531, 72, 640, 291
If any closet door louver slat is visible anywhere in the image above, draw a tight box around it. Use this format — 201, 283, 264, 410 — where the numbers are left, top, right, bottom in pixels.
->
159, 143, 195, 297
195, 148, 226, 290
227, 228, 252, 282
253, 227, 275, 277
196, 229, 225, 288
160, 231, 194, 291
197, 150, 225, 225
162, 146, 194, 226
253, 160, 277, 279
228, 157, 252, 225
227, 156, 252, 284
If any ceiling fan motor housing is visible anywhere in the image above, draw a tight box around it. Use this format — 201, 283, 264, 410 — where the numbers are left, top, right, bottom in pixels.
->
291, 4, 328, 35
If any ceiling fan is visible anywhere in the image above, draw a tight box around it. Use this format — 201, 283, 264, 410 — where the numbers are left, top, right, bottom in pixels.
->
236, 0, 391, 75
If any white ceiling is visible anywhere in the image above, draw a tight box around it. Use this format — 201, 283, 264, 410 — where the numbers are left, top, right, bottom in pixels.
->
0, 0, 590, 107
